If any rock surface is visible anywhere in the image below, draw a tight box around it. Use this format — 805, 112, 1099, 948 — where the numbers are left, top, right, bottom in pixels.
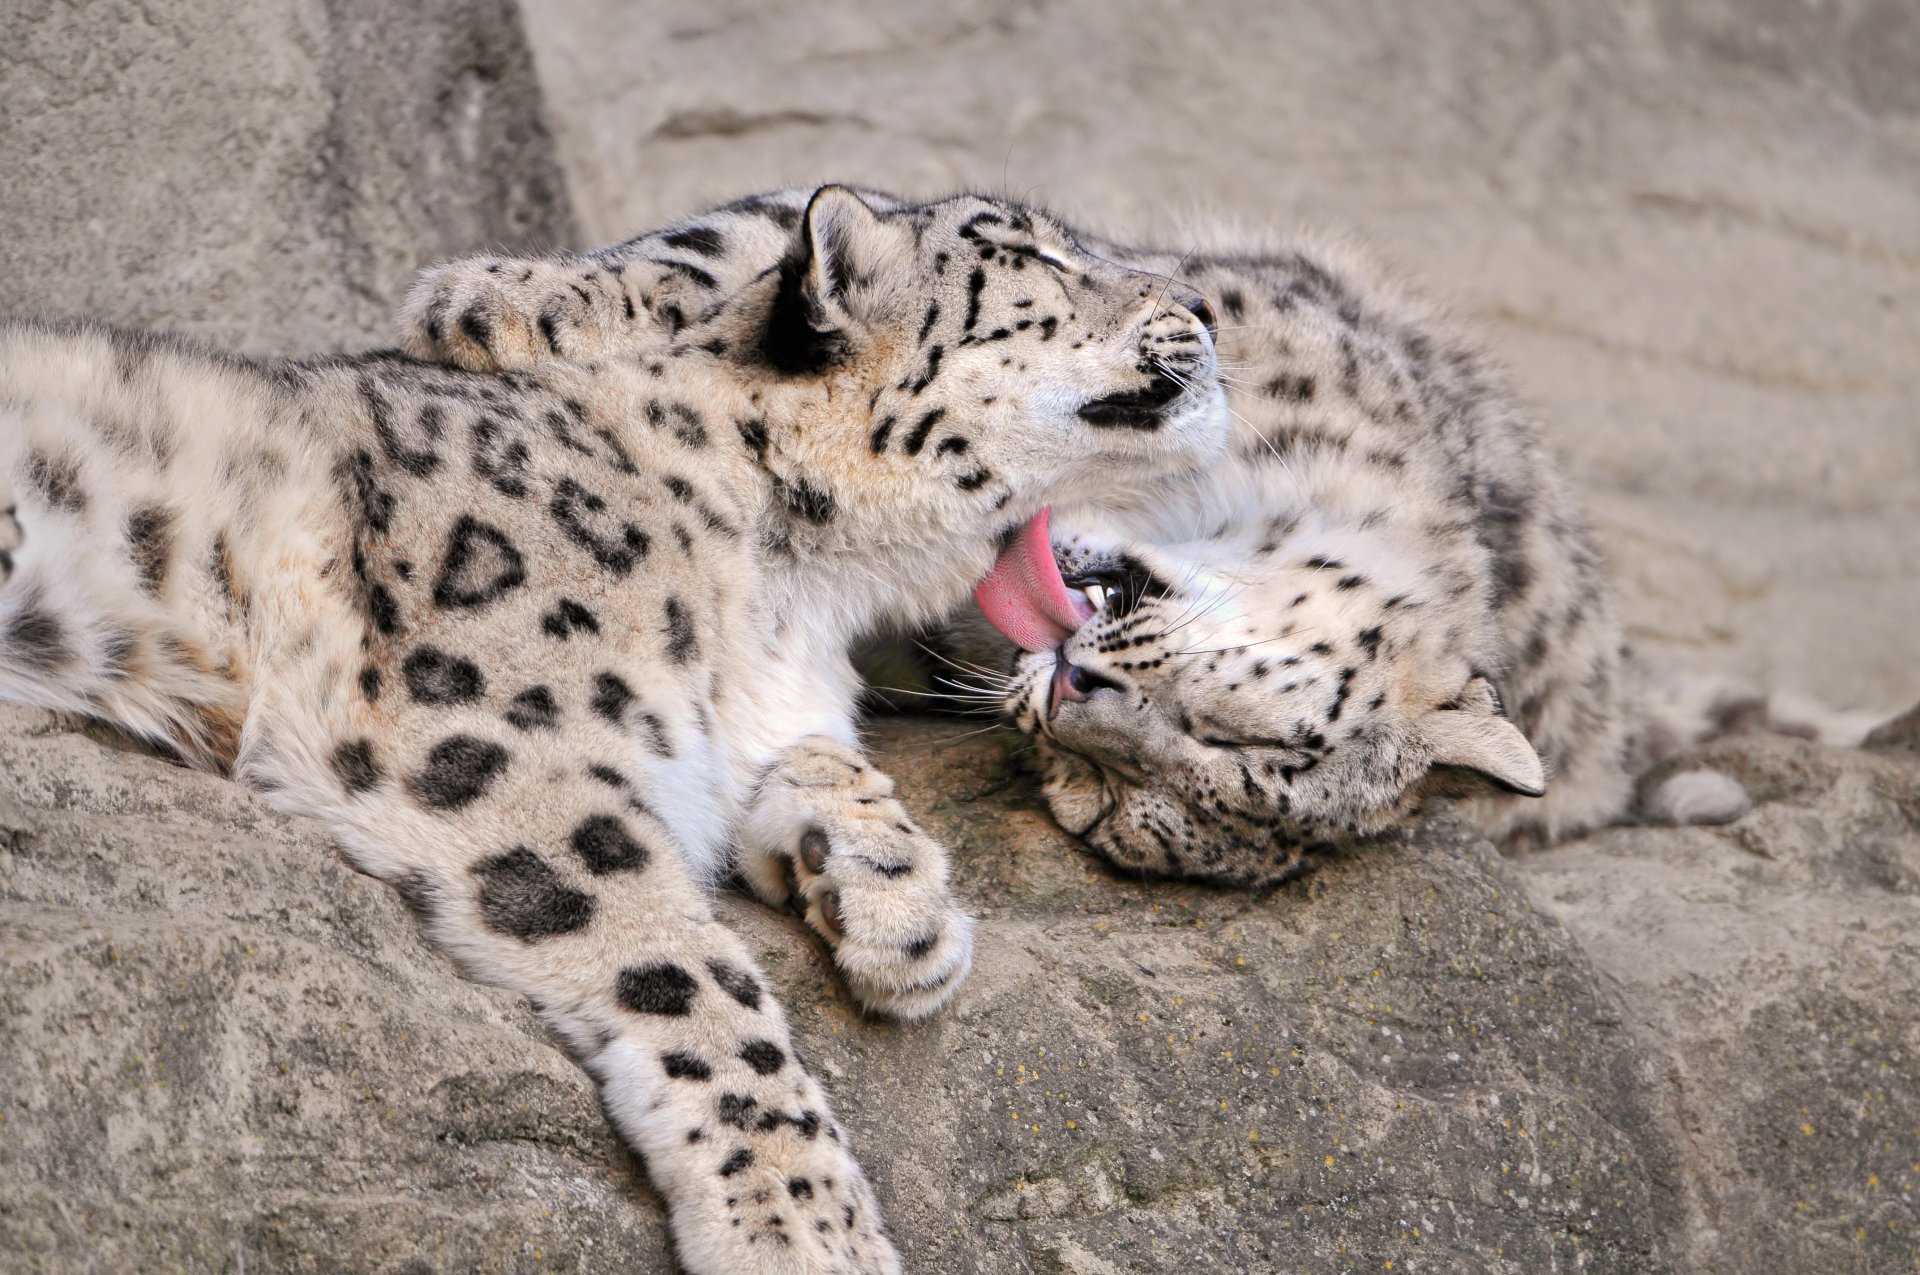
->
0, 0, 573, 355
5, 705, 1917, 1272
517, 0, 1920, 716
1516, 727, 1920, 1273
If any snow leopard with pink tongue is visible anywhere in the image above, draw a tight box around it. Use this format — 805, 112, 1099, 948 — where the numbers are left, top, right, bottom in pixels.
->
397, 189, 1745, 893
0, 186, 1223, 1274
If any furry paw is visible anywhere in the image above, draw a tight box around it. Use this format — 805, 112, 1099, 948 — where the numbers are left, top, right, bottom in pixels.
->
743, 740, 975, 1020
670, 1127, 902, 1275
396, 255, 642, 372
0, 497, 20, 584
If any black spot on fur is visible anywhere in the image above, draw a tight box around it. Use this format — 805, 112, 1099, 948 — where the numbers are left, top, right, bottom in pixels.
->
736, 1040, 784, 1075
403, 646, 486, 705
718, 1148, 754, 1177
717, 1093, 759, 1129
330, 739, 384, 794
590, 672, 635, 724
956, 468, 992, 491
470, 415, 533, 498
433, 517, 527, 609
962, 266, 987, 332
541, 598, 600, 639
908, 344, 944, 394
869, 415, 896, 454
26, 450, 87, 513
736, 417, 769, 460
663, 225, 726, 257
359, 665, 382, 701
617, 962, 698, 1016
663, 1051, 713, 1081
340, 450, 396, 534
903, 407, 945, 456
458, 303, 494, 351
788, 1178, 814, 1201
551, 478, 649, 575
570, 814, 649, 875
504, 685, 559, 731
781, 478, 836, 525
663, 598, 699, 663
474, 847, 596, 941
646, 400, 710, 448
408, 735, 510, 810
706, 959, 762, 1010
125, 505, 174, 595
362, 382, 441, 478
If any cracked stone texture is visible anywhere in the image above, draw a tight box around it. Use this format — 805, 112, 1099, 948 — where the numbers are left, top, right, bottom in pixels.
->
517, 0, 1920, 717
6, 706, 1916, 1272
0, 0, 574, 356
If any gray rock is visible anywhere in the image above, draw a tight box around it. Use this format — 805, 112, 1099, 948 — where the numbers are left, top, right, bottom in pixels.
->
0, 0, 573, 356
8, 704, 1915, 1272
0, 705, 1693, 1273
516, 0, 1920, 717
1516, 725, 1920, 1273
0, 707, 667, 1273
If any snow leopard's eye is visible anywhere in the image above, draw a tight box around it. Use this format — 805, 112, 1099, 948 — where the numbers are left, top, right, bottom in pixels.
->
1061, 555, 1172, 619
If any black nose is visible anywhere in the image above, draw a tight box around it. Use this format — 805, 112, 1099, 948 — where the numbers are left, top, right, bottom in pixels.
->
1067, 664, 1124, 696
1176, 290, 1217, 341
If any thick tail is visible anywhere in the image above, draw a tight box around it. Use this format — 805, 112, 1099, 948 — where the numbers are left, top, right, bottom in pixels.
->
1633, 677, 1884, 828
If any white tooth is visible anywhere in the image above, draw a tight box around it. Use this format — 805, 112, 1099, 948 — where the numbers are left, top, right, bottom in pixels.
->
1083, 584, 1107, 610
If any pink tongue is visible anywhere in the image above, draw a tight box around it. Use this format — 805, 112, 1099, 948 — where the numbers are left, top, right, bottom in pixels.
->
973, 508, 1096, 653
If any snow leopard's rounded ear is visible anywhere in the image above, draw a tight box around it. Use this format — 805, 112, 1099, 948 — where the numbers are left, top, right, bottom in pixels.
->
1424, 676, 1547, 797
760, 185, 911, 375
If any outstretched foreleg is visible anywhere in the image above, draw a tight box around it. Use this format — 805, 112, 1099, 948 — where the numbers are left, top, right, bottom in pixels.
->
287, 724, 902, 1275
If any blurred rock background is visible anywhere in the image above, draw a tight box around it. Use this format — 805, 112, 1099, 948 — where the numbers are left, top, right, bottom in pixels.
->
1, 2, 1915, 1272
519, 0, 1920, 718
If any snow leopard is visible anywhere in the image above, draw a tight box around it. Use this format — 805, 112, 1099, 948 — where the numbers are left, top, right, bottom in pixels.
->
397, 189, 1762, 894
0, 186, 1225, 1274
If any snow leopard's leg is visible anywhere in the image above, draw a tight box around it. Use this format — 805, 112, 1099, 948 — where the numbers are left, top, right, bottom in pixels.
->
738, 737, 975, 1021
279, 719, 902, 1275
396, 252, 653, 372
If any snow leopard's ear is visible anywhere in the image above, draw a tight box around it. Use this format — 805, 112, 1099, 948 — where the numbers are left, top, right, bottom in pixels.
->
1424, 677, 1547, 797
761, 185, 912, 374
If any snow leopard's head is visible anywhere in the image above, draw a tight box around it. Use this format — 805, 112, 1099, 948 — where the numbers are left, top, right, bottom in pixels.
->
403, 184, 1229, 633
993, 510, 1545, 887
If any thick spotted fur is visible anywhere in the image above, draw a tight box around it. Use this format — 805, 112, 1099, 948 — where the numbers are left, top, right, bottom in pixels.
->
402, 191, 1742, 891
0, 186, 1223, 1274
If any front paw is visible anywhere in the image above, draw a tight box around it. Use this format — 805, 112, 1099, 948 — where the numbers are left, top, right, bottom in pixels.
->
746, 746, 975, 1021
795, 810, 976, 1022
396, 256, 635, 372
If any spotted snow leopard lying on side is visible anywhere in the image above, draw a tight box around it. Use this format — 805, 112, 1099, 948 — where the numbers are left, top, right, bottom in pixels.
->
0, 187, 1225, 1274
402, 186, 1753, 891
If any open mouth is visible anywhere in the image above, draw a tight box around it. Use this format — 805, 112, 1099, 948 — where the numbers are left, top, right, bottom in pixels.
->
1076, 375, 1185, 430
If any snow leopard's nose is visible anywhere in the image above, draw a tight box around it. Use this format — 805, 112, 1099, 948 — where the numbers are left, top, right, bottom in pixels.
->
1177, 291, 1217, 341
